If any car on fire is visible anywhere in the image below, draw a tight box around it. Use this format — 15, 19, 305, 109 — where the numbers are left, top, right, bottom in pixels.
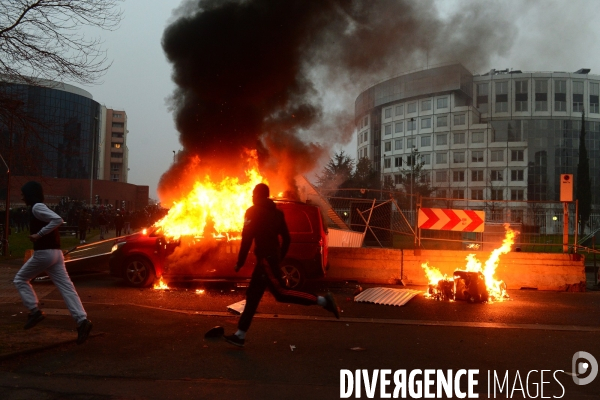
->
109, 200, 328, 290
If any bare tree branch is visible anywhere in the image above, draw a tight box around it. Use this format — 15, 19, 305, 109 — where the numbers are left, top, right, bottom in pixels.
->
0, 0, 124, 86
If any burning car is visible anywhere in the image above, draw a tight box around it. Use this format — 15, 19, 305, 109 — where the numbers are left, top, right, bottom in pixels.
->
109, 199, 328, 289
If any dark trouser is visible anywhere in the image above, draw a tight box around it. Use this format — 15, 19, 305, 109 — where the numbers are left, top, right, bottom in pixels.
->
79, 229, 86, 241
115, 227, 122, 237
238, 256, 318, 332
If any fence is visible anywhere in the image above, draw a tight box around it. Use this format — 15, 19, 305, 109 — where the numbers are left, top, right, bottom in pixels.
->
318, 188, 600, 253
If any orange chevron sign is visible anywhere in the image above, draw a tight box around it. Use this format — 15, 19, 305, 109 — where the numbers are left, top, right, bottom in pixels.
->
418, 208, 485, 232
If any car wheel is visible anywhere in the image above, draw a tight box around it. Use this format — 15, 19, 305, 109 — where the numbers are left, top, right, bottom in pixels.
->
123, 256, 156, 288
280, 261, 304, 290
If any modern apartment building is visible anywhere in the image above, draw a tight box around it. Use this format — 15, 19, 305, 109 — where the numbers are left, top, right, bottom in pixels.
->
98, 107, 128, 183
355, 63, 600, 210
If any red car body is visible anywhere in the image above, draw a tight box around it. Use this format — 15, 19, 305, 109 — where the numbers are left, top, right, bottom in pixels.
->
109, 200, 328, 289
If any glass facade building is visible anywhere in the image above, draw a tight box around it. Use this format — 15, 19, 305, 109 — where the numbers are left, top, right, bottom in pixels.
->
355, 64, 600, 207
0, 81, 101, 180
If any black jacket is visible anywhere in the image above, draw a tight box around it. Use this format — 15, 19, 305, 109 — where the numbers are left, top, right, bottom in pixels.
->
237, 198, 290, 266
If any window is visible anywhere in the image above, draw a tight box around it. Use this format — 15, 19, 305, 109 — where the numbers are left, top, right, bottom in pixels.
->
422, 154, 431, 165
436, 189, 447, 198
112, 133, 123, 138
111, 174, 120, 181
511, 190, 524, 201
453, 171, 465, 182
511, 209, 524, 222
471, 150, 484, 162
472, 131, 484, 143
394, 157, 402, 167
407, 119, 417, 131
555, 80, 566, 111
384, 124, 392, 135
453, 132, 465, 144
420, 171, 430, 183
491, 150, 504, 162
453, 151, 465, 163
384, 158, 391, 168
363, 116, 369, 127
395, 139, 403, 150
437, 115, 448, 127
452, 189, 465, 199
511, 169, 524, 181
406, 138, 415, 148
394, 174, 402, 185
111, 152, 123, 158
477, 83, 489, 113
111, 163, 120, 172
363, 132, 368, 143
491, 189, 503, 200
573, 81, 584, 112
406, 154, 416, 166
590, 83, 599, 113
384, 175, 393, 186
112, 122, 124, 128
421, 117, 431, 129
515, 80, 528, 111
495, 81, 508, 112
384, 108, 392, 118
436, 171, 447, 182
535, 80, 548, 111
113, 113, 123, 118
435, 152, 447, 164
421, 135, 431, 147
454, 114, 465, 125
395, 105, 404, 116
384, 141, 392, 152
395, 121, 403, 133
511, 150, 524, 161
491, 170, 503, 181
436, 133, 447, 145
421, 100, 432, 111
111, 143, 122, 148
471, 189, 484, 200
437, 97, 448, 109
471, 170, 484, 181
407, 103, 417, 113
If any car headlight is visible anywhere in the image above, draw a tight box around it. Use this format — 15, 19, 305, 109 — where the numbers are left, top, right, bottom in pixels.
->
111, 241, 126, 253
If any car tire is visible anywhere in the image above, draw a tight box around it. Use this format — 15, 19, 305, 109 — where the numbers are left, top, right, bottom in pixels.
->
123, 256, 156, 288
279, 260, 305, 290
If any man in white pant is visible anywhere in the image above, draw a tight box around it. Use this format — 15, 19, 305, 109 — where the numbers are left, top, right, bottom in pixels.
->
13, 181, 93, 345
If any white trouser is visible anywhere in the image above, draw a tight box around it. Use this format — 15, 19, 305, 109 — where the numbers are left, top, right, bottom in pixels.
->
14, 249, 87, 324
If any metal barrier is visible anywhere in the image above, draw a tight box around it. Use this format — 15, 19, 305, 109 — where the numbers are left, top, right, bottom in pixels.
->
318, 188, 600, 252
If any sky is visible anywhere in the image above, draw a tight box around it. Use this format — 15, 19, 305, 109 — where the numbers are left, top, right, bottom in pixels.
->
79, 0, 600, 202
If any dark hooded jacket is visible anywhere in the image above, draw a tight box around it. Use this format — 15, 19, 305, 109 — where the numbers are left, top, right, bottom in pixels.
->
237, 197, 290, 266
21, 181, 61, 250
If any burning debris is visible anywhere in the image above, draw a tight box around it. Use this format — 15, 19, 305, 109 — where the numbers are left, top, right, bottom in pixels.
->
423, 224, 518, 303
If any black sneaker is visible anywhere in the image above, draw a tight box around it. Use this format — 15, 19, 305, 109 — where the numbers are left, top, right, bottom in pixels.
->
24, 310, 45, 329
76, 319, 93, 345
223, 334, 245, 347
324, 292, 340, 319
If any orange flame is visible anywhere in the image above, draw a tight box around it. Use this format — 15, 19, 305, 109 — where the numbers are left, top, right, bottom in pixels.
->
154, 150, 267, 241
153, 276, 170, 290
422, 224, 519, 302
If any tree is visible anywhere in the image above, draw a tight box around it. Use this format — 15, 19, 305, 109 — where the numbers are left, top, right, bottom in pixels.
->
316, 150, 355, 191
0, 0, 123, 86
353, 156, 380, 192
576, 109, 591, 236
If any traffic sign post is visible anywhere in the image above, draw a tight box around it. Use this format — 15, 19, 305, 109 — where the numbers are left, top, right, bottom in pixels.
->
560, 174, 573, 253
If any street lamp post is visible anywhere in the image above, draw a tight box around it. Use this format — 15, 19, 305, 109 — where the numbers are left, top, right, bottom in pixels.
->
1, 152, 9, 256
90, 116, 99, 207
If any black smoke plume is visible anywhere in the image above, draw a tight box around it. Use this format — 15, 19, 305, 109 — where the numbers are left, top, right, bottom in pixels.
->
159, 0, 521, 202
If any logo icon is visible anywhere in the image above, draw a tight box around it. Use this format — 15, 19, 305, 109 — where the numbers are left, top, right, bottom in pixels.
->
572, 351, 598, 385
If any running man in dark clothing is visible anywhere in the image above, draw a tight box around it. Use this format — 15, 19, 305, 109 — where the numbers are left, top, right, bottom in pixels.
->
224, 183, 339, 347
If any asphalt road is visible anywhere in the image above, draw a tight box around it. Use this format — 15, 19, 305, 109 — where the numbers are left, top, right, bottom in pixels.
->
1, 269, 599, 400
